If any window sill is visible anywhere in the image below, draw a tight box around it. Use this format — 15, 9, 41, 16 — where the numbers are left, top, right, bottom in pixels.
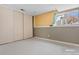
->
53, 24, 79, 27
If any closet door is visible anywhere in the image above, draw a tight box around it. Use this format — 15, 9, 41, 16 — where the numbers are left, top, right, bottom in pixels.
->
24, 14, 33, 39
0, 6, 14, 44
13, 11, 24, 40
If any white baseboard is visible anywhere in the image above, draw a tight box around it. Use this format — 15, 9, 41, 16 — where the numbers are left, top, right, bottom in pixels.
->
34, 37, 79, 47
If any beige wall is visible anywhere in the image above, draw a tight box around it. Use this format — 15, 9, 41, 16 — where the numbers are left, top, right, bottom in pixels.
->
0, 5, 33, 44
0, 6, 14, 44
13, 11, 24, 40
24, 14, 33, 39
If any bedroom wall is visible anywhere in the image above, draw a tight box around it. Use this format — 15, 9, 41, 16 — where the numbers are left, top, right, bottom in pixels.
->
0, 5, 14, 44
24, 14, 33, 39
34, 27, 79, 44
34, 8, 79, 44
0, 5, 33, 44
34, 11, 56, 38
34, 11, 56, 27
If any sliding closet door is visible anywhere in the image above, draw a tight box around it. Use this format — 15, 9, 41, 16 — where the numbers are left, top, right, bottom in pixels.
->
0, 6, 14, 44
13, 11, 24, 40
24, 14, 33, 39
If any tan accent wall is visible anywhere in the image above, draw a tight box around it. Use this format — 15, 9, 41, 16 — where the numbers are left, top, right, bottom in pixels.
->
34, 11, 55, 27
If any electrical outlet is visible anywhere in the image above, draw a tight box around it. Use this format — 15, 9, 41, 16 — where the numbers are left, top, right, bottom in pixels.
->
48, 35, 50, 37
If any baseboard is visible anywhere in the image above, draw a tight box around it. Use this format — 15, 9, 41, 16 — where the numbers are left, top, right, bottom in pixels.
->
1, 37, 79, 47
34, 37, 79, 47
0, 37, 33, 46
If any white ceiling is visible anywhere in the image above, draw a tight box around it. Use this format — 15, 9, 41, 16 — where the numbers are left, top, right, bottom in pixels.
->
3, 4, 79, 16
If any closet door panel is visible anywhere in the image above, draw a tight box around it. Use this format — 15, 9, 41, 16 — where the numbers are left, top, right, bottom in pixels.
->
13, 11, 23, 40
24, 14, 33, 39
0, 6, 14, 44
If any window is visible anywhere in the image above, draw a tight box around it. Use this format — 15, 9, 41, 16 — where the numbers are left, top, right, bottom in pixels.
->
53, 8, 79, 26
